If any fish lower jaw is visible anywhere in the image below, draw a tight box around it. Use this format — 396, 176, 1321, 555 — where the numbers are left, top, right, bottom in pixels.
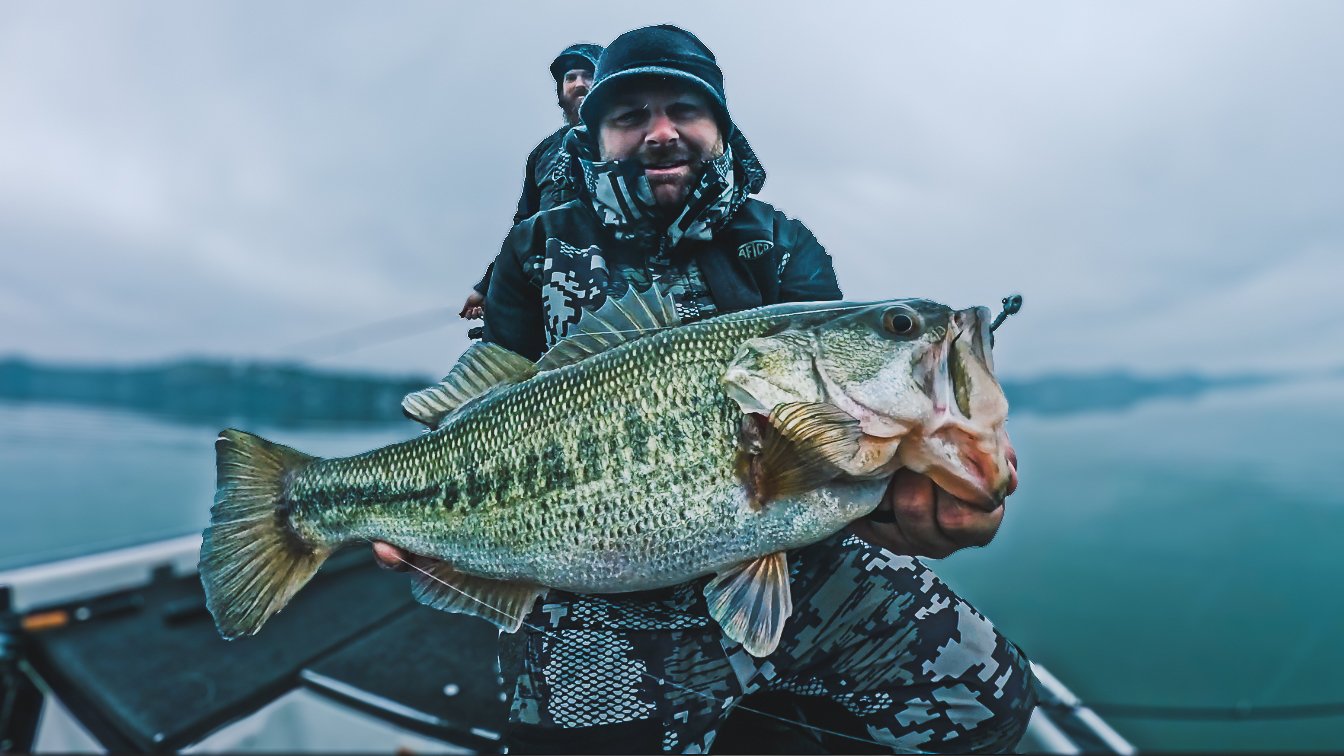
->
922, 467, 1002, 511
897, 432, 1012, 511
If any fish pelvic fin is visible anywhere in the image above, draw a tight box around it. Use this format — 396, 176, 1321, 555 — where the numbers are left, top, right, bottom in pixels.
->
200, 429, 330, 640
705, 552, 793, 657
403, 342, 538, 428
410, 563, 546, 633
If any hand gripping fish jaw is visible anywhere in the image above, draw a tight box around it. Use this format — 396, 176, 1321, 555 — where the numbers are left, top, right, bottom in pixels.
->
723, 298, 1016, 510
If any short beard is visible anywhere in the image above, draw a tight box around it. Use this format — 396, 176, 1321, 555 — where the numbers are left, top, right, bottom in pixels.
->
558, 92, 584, 126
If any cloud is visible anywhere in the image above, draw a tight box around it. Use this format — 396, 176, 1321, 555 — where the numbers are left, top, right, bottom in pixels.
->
0, 1, 1340, 378
1058, 244, 1344, 375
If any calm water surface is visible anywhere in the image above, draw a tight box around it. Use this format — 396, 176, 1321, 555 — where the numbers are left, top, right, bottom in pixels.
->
1, 378, 1341, 750
933, 377, 1344, 751
0, 406, 415, 568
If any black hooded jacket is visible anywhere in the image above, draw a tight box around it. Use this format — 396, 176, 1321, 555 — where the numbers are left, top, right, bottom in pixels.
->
471, 125, 579, 296
513, 124, 577, 226
482, 134, 842, 361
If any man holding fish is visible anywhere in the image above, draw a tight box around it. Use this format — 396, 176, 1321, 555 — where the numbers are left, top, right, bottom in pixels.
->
371, 25, 1035, 754
195, 23, 1033, 756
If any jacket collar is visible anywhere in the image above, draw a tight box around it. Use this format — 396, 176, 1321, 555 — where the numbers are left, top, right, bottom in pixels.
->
565, 126, 766, 253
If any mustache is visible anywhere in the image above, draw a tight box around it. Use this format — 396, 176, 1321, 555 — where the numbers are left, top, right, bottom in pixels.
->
635, 147, 698, 166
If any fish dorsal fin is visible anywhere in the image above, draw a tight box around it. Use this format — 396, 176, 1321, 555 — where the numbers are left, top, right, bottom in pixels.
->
402, 342, 538, 428
704, 551, 793, 657
737, 403, 865, 508
536, 285, 680, 371
409, 561, 546, 632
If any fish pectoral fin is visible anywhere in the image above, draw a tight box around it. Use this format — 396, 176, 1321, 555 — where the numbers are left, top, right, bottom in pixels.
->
704, 552, 793, 658
754, 402, 864, 498
402, 342, 538, 428
410, 563, 545, 633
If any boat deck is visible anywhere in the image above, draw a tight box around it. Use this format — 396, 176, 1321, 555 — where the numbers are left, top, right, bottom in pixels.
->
1, 536, 1132, 753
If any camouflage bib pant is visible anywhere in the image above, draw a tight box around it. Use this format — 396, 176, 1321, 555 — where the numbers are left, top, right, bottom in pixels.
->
504, 532, 1037, 754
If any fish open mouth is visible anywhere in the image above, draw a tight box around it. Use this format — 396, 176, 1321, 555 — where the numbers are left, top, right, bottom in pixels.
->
723, 300, 1017, 507
901, 308, 1016, 508
949, 331, 975, 419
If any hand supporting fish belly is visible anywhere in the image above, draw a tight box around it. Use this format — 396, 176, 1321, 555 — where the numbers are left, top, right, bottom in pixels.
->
200, 287, 1016, 657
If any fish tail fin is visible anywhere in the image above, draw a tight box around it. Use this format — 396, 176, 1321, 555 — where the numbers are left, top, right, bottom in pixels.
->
200, 429, 330, 640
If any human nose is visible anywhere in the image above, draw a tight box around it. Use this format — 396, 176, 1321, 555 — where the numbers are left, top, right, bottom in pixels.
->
645, 111, 678, 146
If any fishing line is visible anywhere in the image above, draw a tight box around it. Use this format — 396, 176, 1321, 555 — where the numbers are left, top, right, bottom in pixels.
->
522, 293, 1021, 343
279, 300, 869, 360
277, 292, 1021, 361
387, 551, 916, 751
1067, 700, 1344, 721
553, 301, 872, 341
496, 294, 1022, 354
272, 291, 1020, 747
280, 306, 457, 359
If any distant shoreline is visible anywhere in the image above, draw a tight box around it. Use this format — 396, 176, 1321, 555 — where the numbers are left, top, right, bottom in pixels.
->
0, 356, 429, 430
0, 355, 1286, 429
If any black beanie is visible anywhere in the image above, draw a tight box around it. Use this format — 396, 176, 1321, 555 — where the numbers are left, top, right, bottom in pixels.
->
550, 43, 603, 90
579, 25, 731, 135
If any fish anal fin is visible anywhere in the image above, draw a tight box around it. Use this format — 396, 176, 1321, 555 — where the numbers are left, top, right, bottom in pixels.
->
403, 342, 537, 428
704, 552, 793, 658
536, 285, 680, 371
410, 563, 545, 633
738, 402, 864, 506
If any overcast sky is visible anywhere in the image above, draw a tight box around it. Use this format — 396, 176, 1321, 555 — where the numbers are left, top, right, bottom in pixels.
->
1, 1, 1340, 379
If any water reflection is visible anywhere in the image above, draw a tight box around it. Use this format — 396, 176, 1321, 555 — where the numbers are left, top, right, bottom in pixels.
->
0, 355, 1297, 429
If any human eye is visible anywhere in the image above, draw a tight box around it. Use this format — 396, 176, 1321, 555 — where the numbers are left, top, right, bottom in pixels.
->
609, 107, 647, 127
668, 102, 704, 120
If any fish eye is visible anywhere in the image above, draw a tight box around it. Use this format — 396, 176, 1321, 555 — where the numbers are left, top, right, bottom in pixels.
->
881, 306, 921, 337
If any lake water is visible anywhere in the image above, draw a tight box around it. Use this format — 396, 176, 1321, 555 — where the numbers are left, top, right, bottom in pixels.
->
2, 378, 1342, 751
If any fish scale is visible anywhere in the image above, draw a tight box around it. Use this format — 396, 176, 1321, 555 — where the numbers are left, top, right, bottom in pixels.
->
200, 288, 1014, 657
287, 311, 766, 592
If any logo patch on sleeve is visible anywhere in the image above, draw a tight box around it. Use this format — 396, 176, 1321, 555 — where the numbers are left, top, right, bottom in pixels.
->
737, 240, 774, 260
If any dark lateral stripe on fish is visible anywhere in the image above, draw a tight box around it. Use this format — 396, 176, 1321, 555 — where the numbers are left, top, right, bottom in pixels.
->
199, 292, 1015, 657
310, 483, 448, 509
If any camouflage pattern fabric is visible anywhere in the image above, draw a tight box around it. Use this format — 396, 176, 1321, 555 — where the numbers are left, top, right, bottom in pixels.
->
528, 238, 718, 348
504, 162, 1032, 751
508, 532, 1037, 754
564, 124, 765, 253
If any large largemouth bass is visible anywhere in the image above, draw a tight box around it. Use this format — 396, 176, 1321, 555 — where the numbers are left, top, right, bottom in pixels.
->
201, 287, 1014, 656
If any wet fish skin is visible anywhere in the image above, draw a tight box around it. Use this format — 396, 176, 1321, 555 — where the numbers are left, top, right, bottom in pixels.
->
286, 301, 872, 591
200, 290, 1013, 655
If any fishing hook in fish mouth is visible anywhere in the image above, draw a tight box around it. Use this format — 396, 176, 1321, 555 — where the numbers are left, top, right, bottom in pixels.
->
989, 294, 1023, 347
